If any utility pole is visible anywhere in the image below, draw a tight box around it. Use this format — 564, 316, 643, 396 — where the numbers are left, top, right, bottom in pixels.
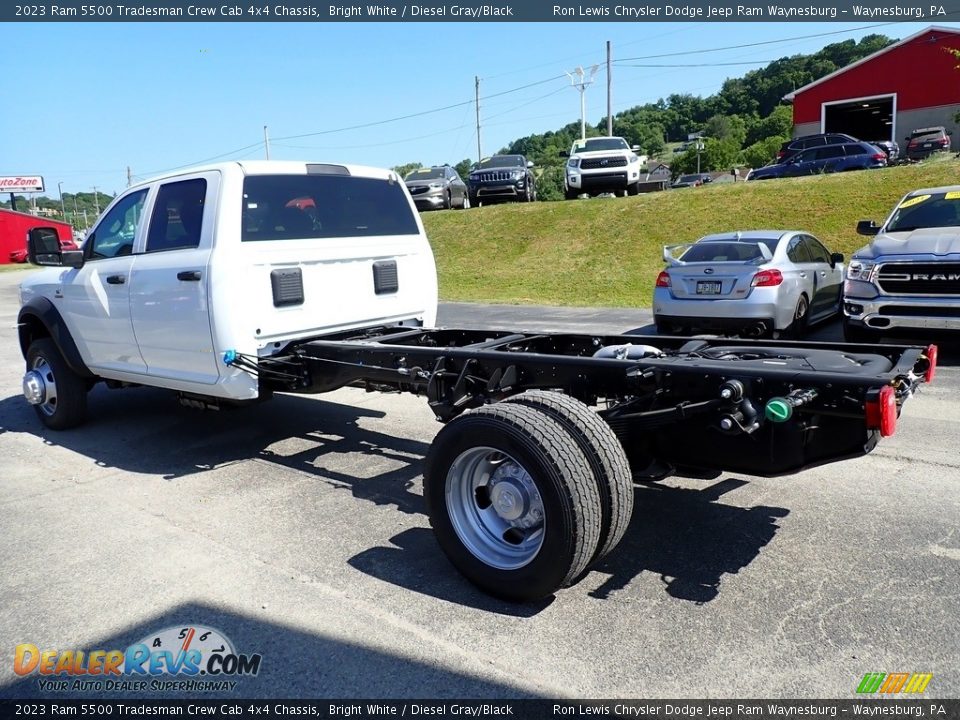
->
566, 65, 599, 140
606, 41, 613, 137
92, 186, 100, 215
58, 182, 66, 219
127, 166, 133, 187
264, 125, 271, 160
475, 76, 482, 162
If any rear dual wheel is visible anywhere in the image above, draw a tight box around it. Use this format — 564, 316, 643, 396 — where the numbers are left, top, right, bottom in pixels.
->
424, 395, 632, 602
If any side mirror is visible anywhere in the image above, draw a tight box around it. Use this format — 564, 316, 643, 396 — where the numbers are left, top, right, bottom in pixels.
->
631, 145, 641, 152
830, 252, 844, 268
526, 161, 534, 169
559, 150, 570, 158
856, 220, 881, 236
948, 130, 954, 136
27, 227, 83, 268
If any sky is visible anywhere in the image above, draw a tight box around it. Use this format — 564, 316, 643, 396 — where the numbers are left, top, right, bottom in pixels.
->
2, 19, 957, 198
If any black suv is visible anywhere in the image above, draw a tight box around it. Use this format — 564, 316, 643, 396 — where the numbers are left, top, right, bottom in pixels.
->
467, 155, 536, 205
904, 126, 952, 160
777, 133, 859, 163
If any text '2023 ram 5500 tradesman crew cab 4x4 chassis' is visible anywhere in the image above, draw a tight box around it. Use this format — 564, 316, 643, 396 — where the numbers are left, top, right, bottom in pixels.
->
845, 185, 960, 342
18, 160, 935, 602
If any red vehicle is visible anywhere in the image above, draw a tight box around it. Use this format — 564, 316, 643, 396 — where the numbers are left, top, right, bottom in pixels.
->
0, 209, 76, 264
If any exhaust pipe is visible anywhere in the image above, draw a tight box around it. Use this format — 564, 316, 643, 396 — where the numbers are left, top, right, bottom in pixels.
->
742, 322, 767, 338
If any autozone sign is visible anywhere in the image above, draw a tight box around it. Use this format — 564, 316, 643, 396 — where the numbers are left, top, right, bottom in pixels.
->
0, 176, 45, 193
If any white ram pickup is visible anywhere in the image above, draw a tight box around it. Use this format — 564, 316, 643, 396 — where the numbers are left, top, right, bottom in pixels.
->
18, 161, 438, 429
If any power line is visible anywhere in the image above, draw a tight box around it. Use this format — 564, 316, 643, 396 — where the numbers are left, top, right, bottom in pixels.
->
618, 61, 777, 68
614, 22, 907, 62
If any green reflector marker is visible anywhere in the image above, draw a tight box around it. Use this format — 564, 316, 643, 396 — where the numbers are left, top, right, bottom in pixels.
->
765, 398, 792, 422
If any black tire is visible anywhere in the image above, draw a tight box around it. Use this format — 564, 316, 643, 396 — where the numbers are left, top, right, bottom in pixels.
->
843, 317, 881, 344
627, 182, 640, 196
502, 391, 632, 564
442, 191, 452, 210
786, 294, 809, 339
565, 188, 579, 201
25, 338, 88, 430
424, 403, 602, 602
655, 319, 673, 335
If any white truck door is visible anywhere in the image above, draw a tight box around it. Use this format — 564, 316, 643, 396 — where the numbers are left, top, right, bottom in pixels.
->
59, 188, 149, 374
129, 173, 219, 384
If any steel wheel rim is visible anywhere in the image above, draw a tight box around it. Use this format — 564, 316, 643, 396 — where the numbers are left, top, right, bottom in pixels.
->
445, 446, 546, 570
30, 355, 58, 417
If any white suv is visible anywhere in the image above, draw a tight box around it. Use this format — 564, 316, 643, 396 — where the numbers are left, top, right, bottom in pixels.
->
563, 137, 646, 199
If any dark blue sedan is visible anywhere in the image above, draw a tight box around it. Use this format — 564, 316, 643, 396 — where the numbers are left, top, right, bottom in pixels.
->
747, 141, 887, 181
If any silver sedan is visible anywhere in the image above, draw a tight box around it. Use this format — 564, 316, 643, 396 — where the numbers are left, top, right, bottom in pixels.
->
652, 230, 845, 337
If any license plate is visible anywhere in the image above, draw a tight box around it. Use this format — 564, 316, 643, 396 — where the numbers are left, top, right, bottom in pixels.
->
923, 142, 934, 148
696, 281, 722, 295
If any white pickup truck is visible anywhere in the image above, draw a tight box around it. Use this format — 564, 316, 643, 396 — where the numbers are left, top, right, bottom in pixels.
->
19, 161, 438, 429
18, 160, 934, 602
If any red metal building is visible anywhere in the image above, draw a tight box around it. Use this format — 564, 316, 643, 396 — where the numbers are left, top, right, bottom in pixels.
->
0, 208, 75, 264
785, 26, 960, 145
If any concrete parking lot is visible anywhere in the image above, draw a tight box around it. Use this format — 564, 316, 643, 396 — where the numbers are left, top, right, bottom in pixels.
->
0, 268, 957, 699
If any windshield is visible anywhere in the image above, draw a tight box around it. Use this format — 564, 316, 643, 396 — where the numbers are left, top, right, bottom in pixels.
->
405, 167, 444, 181
241, 174, 419, 241
681, 241, 773, 262
677, 175, 700, 183
886, 192, 960, 232
573, 138, 629, 152
909, 129, 944, 141
477, 155, 525, 169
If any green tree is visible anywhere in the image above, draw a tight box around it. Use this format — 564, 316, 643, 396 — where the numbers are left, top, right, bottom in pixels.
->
703, 114, 748, 147
741, 136, 786, 169
672, 138, 740, 176
454, 158, 473, 180
392, 162, 422, 178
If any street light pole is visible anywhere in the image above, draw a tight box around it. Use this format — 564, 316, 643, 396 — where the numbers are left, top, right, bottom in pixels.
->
566, 65, 599, 140
58, 182, 66, 220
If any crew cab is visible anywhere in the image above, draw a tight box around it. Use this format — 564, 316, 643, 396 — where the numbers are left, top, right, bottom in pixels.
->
561, 136, 645, 199
844, 185, 960, 341
18, 161, 438, 429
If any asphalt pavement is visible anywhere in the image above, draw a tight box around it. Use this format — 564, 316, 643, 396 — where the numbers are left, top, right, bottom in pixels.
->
0, 269, 957, 700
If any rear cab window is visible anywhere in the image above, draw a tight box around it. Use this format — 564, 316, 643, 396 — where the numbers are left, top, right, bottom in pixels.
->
241, 174, 419, 241
682, 242, 769, 262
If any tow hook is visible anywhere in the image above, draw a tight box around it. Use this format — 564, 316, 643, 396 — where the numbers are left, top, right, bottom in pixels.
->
22, 370, 46, 406
718, 380, 760, 434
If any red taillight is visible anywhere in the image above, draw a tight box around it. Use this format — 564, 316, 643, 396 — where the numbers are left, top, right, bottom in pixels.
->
655, 271, 671, 288
923, 344, 938, 383
941, 137, 950, 147
751, 269, 783, 287
777, 151, 785, 159
908, 140, 918, 147
865, 385, 897, 437
872, 153, 886, 161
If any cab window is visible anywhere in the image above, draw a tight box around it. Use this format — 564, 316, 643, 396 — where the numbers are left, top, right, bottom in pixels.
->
87, 189, 148, 260
146, 179, 207, 253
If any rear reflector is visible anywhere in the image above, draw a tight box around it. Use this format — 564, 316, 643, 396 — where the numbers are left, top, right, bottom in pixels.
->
865, 385, 897, 437
655, 271, 671, 288
923, 344, 938, 383
751, 269, 783, 287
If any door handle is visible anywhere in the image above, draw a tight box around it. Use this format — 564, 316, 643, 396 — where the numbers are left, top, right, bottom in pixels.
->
106, 275, 125, 285
177, 271, 202, 282
799, 272, 807, 278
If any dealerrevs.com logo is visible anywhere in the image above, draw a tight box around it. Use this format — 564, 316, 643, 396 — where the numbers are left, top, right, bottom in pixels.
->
14, 625, 262, 693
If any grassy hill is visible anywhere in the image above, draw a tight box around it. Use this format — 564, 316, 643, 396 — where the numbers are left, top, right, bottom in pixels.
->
422, 156, 960, 308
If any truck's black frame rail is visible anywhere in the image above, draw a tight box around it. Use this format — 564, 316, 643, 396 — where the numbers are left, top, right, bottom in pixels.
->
238, 327, 932, 480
